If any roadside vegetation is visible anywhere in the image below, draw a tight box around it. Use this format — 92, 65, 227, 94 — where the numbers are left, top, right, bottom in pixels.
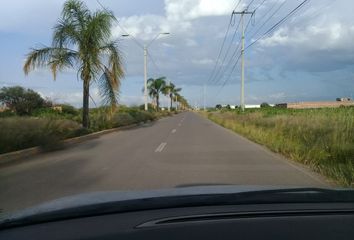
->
0, 86, 180, 154
203, 107, 354, 186
0, 0, 191, 155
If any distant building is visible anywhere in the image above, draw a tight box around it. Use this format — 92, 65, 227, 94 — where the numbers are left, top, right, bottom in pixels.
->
51, 105, 63, 112
245, 104, 261, 109
276, 99, 354, 109
336, 97, 351, 102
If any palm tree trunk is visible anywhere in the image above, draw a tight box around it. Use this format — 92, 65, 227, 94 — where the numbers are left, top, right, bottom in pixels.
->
170, 95, 173, 109
82, 78, 90, 128
156, 94, 160, 111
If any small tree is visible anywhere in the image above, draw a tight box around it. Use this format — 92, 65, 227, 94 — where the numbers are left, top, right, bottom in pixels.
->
147, 77, 167, 111
260, 102, 270, 108
0, 86, 45, 115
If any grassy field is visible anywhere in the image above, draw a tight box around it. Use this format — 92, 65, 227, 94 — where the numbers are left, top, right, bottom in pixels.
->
0, 106, 175, 155
203, 107, 354, 187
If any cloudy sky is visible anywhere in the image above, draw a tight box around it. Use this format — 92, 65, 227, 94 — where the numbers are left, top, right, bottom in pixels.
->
0, 0, 353, 107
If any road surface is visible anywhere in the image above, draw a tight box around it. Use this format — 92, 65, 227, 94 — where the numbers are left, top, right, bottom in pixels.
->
0, 112, 328, 213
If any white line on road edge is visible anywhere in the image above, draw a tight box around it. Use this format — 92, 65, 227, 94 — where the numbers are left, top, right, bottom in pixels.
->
171, 129, 177, 133
155, 142, 167, 153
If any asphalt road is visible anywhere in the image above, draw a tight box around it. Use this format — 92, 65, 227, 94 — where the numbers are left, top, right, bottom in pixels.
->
0, 112, 328, 213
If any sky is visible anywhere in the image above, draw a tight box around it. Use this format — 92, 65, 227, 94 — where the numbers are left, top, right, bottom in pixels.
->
0, 0, 353, 108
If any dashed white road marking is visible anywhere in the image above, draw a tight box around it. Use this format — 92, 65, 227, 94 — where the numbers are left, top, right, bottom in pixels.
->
171, 129, 177, 133
178, 123, 182, 127
155, 142, 167, 153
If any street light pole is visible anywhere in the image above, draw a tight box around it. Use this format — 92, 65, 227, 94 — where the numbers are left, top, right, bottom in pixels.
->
121, 32, 169, 111
144, 32, 170, 111
143, 45, 148, 111
168, 80, 171, 112
203, 84, 206, 111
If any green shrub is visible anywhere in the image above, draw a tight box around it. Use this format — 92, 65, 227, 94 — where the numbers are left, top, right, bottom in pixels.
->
0, 110, 16, 118
61, 104, 79, 115
32, 108, 63, 118
112, 112, 135, 127
89, 110, 113, 131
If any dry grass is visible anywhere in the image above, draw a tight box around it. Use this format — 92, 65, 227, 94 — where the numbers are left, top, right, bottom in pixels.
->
204, 107, 354, 186
0, 117, 83, 154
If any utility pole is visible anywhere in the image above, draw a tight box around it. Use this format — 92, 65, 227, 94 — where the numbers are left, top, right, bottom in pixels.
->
168, 80, 171, 112
203, 84, 206, 111
232, 10, 253, 111
143, 45, 148, 111
175, 95, 178, 111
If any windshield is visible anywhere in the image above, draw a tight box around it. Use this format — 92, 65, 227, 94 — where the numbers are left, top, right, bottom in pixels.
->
0, 0, 353, 215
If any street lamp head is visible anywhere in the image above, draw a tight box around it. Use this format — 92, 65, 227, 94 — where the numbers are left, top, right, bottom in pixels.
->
161, 32, 170, 35
121, 34, 130, 37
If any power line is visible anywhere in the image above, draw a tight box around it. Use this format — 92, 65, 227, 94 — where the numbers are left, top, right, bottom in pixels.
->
246, 0, 310, 50
231, 0, 243, 25
214, 52, 242, 98
234, 0, 243, 11
214, 16, 253, 98
248, 0, 287, 39
210, 17, 242, 83
246, 0, 256, 10
213, 15, 252, 85
97, 0, 144, 49
206, 0, 242, 84
254, 0, 267, 11
147, 52, 163, 77
206, 18, 232, 83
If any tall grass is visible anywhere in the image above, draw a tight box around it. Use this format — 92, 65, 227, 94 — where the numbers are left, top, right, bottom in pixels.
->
204, 107, 354, 186
0, 118, 83, 154
0, 107, 176, 154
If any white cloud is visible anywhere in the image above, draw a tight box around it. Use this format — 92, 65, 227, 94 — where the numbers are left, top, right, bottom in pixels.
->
165, 0, 235, 21
259, 23, 354, 51
113, 14, 172, 40
186, 38, 198, 46
192, 58, 213, 65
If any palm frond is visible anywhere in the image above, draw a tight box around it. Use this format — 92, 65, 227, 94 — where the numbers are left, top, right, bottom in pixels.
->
23, 47, 55, 75
97, 40, 124, 109
100, 41, 124, 81
53, 19, 80, 48
98, 66, 120, 109
62, 0, 90, 27
49, 49, 79, 79
24, 47, 78, 80
88, 10, 115, 44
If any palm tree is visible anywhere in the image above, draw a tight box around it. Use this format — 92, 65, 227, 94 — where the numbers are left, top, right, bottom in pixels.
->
176, 94, 190, 110
147, 77, 167, 111
165, 83, 181, 110
23, 0, 124, 128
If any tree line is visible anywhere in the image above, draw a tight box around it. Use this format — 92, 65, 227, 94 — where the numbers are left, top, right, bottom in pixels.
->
147, 77, 189, 111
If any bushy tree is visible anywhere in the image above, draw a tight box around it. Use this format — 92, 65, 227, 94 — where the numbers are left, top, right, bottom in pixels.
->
0, 86, 45, 115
